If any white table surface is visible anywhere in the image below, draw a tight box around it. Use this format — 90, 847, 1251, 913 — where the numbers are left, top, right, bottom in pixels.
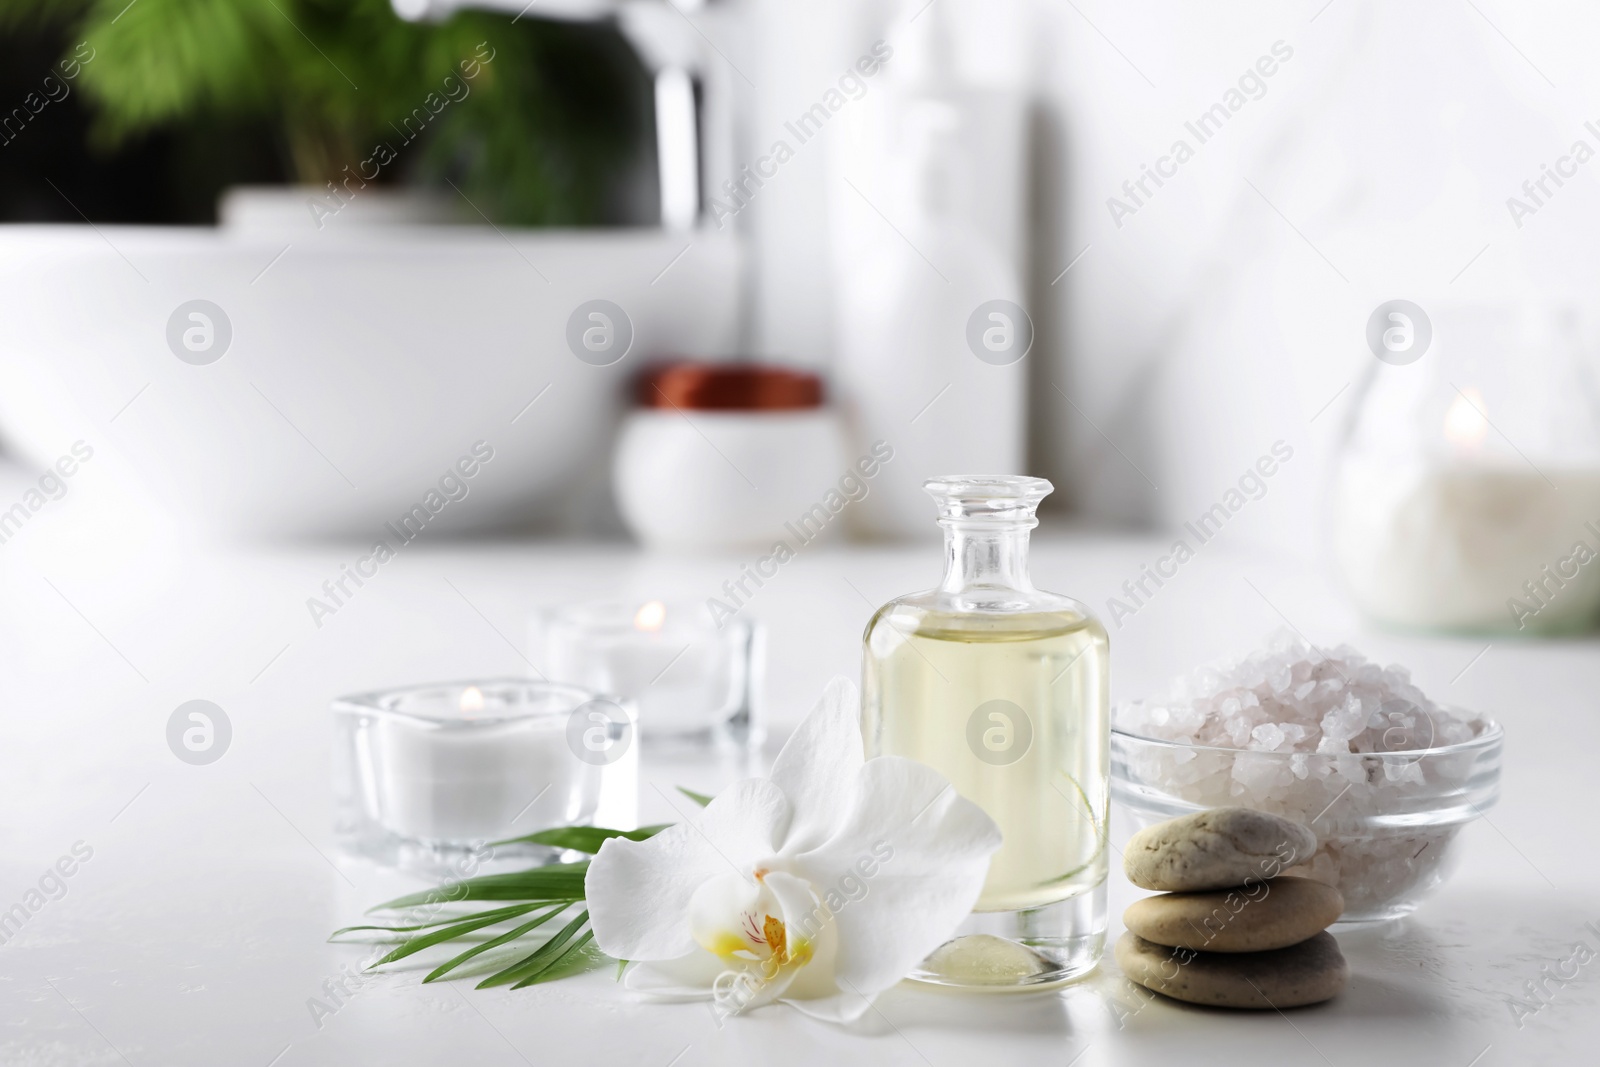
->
2, 519, 1596, 1066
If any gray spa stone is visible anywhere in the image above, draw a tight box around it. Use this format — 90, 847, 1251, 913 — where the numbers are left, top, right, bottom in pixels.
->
1123, 877, 1344, 952
1115, 930, 1349, 1009
1124, 807, 1317, 892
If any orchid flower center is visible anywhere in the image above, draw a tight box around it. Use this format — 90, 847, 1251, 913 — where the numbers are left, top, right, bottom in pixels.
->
687, 870, 815, 972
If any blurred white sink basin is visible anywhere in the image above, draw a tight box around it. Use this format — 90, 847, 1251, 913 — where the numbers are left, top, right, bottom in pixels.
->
0, 224, 738, 538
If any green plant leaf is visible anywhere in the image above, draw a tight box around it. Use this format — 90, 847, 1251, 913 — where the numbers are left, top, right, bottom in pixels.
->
510, 930, 596, 989
678, 787, 714, 808
423, 903, 569, 983
335, 811, 681, 995
0, 0, 94, 31
331, 902, 543, 940
476, 909, 589, 989
373, 863, 589, 911
372, 904, 547, 967
20, 0, 648, 221
489, 824, 669, 852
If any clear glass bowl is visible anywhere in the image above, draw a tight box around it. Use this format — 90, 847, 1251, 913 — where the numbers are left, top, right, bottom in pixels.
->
1110, 721, 1503, 924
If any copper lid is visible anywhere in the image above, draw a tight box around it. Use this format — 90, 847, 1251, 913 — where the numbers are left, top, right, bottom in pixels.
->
636, 361, 824, 411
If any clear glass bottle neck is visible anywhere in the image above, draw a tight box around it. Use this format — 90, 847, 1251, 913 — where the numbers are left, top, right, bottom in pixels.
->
939, 523, 1036, 595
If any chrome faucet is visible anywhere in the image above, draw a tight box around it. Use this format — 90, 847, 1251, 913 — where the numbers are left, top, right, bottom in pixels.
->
392, 0, 718, 230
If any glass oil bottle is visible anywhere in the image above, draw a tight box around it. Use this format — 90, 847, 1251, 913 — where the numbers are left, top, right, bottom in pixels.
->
861, 476, 1108, 987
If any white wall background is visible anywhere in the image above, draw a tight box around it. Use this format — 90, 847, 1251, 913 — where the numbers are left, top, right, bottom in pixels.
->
725, 0, 1600, 560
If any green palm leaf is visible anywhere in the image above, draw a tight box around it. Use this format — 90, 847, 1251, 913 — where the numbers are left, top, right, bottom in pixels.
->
331, 902, 544, 939
331, 803, 706, 995
477, 909, 590, 989
489, 824, 668, 853
678, 787, 715, 808
511, 930, 595, 989
423, 903, 570, 983
371, 904, 546, 967
373, 863, 588, 910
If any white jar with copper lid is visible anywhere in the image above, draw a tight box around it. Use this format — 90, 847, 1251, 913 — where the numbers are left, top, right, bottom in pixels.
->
612, 363, 851, 551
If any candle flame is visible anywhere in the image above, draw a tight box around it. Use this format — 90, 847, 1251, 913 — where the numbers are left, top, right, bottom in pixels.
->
634, 600, 667, 633
459, 685, 485, 714
1444, 387, 1490, 450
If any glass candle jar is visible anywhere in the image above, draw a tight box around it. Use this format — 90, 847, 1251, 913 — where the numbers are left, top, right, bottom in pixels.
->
861, 476, 1110, 988
332, 679, 637, 876
539, 600, 762, 750
1331, 303, 1600, 634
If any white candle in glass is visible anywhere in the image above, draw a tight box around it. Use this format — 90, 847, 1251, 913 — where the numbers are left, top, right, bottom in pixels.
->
1333, 388, 1600, 632
335, 680, 634, 846
542, 601, 752, 738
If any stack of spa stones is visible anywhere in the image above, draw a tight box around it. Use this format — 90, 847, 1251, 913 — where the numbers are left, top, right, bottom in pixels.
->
1114, 807, 1349, 1009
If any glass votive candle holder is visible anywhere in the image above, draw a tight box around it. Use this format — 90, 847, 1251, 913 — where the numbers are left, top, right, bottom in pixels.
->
1330, 302, 1600, 633
332, 679, 637, 875
537, 600, 763, 751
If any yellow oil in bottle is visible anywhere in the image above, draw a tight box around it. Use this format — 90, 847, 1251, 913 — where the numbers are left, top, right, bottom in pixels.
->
863, 606, 1109, 912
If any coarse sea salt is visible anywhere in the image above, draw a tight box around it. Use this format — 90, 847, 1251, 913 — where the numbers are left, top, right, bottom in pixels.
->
1115, 630, 1491, 915
1117, 630, 1478, 756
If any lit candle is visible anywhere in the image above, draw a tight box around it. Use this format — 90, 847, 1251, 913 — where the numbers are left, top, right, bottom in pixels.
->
1333, 387, 1600, 633
540, 601, 762, 746
332, 679, 637, 853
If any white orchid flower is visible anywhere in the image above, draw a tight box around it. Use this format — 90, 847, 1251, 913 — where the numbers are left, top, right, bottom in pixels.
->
586, 677, 1002, 1023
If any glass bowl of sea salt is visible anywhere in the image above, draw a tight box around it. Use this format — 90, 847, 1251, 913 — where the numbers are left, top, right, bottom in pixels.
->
1111, 634, 1503, 924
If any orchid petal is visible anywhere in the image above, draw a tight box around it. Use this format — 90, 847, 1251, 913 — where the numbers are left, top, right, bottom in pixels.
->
761, 870, 823, 963
763, 870, 838, 1004
767, 676, 865, 855
587, 777, 789, 961
787, 756, 1001, 1021
624, 952, 724, 1001
715, 955, 801, 1013
628, 940, 804, 1013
